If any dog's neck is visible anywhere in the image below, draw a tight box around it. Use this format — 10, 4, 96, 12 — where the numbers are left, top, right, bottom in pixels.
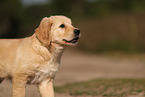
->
33, 34, 65, 63
49, 43, 65, 63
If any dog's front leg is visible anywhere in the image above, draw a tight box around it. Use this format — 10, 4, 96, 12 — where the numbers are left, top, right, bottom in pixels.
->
12, 75, 27, 97
38, 78, 55, 97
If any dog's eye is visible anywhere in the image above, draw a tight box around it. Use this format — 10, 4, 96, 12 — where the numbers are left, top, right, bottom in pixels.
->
59, 24, 65, 28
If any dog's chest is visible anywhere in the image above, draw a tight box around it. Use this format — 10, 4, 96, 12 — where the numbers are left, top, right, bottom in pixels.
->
28, 43, 64, 84
28, 62, 59, 84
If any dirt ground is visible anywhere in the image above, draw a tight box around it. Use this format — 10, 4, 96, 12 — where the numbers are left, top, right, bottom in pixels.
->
0, 50, 145, 97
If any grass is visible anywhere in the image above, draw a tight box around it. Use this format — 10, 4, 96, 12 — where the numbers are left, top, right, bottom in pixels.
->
55, 79, 145, 97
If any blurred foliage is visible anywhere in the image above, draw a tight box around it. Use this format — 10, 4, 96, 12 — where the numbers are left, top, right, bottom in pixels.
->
0, 0, 22, 38
0, 0, 145, 52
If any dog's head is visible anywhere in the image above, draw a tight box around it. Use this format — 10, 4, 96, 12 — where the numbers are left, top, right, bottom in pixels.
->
35, 16, 80, 47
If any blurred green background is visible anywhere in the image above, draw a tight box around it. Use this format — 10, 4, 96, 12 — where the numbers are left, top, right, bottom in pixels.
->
0, 0, 145, 53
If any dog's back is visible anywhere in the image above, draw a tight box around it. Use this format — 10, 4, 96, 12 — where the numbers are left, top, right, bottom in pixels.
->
0, 39, 23, 78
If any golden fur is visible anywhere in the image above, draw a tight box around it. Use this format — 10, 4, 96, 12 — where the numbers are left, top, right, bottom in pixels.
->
0, 16, 80, 97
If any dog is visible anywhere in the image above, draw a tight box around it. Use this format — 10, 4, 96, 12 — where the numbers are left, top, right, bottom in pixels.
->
0, 15, 80, 97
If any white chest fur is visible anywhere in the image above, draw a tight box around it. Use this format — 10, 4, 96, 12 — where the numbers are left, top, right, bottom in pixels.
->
29, 62, 59, 84
28, 42, 64, 84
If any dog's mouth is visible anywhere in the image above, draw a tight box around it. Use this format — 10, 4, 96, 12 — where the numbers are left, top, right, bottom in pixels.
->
63, 37, 79, 44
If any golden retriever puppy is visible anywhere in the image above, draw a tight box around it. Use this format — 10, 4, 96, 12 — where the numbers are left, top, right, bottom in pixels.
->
0, 16, 80, 97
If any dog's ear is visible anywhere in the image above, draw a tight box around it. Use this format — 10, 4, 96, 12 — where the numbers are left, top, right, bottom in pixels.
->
35, 17, 52, 46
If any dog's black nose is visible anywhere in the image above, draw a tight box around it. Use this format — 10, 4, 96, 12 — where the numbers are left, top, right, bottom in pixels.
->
74, 29, 80, 36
